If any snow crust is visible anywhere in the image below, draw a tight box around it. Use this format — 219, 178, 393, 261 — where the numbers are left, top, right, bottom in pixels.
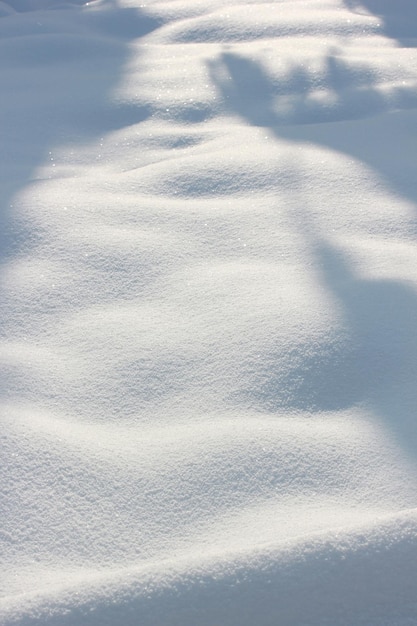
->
1, 0, 417, 624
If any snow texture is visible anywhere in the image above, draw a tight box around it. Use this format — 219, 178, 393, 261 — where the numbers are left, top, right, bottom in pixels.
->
1, 0, 417, 624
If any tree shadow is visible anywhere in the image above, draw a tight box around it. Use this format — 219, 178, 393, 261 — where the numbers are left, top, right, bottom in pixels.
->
316, 240, 417, 459
210, 51, 417, 461
209, 50, 417, 207
209, 51, 391, 126
0, 0, 160, 258
236, 239, 417, 462
344, 0, 417, 46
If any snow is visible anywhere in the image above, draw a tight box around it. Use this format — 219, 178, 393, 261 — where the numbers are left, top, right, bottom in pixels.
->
1, 0, 417, 624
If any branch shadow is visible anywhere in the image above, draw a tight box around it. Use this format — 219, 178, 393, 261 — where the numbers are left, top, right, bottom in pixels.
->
209, 51, 392, 125
209, 51, 417, 461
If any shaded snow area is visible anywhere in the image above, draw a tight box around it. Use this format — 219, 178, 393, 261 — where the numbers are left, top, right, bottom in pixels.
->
1, 0, 417, 624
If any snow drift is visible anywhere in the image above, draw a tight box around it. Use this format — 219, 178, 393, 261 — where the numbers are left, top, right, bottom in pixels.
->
1, 0, 417, 624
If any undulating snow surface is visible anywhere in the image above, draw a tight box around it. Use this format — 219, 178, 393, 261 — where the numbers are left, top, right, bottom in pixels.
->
1, 0, 417, 624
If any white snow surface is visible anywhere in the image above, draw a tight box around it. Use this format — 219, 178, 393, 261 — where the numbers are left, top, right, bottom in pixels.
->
1, 0, 417, 624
